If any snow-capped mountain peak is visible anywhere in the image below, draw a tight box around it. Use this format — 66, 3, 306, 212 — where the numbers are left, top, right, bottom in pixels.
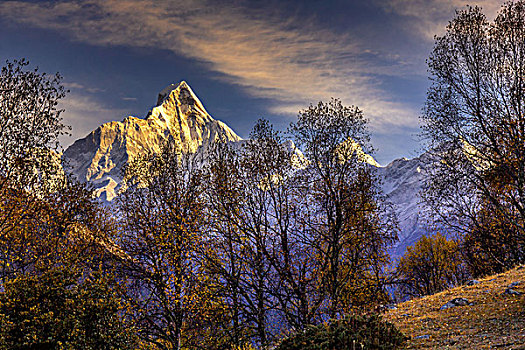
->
63, 81, 241, 201
155, 81, 210, 120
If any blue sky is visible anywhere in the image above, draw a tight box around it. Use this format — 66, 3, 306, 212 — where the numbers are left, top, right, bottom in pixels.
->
0, 0, 505, 164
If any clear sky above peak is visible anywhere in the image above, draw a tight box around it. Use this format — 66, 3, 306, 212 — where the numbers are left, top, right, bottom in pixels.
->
0, 0, 506, 165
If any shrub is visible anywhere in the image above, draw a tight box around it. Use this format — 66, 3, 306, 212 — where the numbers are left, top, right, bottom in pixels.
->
275, 314, 407, 350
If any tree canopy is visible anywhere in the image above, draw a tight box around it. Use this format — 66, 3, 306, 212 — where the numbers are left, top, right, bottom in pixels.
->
421, 1, 525, 272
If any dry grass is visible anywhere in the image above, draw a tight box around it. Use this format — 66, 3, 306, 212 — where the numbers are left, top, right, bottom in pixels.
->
385, 265, 525, 349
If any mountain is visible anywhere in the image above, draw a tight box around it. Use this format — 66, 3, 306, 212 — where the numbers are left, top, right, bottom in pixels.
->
62, 81, 429, 257
377, 153, 432, 257
63, 81, 241, 201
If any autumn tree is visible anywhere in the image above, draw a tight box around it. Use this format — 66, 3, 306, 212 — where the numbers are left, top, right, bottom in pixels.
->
0, 59, 67, 193
0, 189, 133, 350
204, 124, 281, 348
0, 168, 133, 349
117, 140, 223, 350
0, 58, 74, 283
421, 2, 525, 272
205, 106, 398, 346
0, 58, 136, 348
396, 233, 467, 297
0, 58, 70, 278
0, 267, 138, 350
289, 99, 397, 317
462, 197, 524, 276
245, 121, 325, 331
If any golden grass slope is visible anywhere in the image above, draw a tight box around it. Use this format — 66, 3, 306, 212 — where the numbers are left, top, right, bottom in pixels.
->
385, 265, 525, 349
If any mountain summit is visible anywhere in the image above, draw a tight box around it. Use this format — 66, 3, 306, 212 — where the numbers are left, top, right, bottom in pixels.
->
63, 81, 241, 201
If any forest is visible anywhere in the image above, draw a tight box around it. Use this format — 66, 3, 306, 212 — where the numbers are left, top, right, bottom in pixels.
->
0, 2, 524, 349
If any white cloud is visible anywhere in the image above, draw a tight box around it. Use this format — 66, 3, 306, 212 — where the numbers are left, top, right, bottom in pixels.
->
63, 81, 85, 90
0, 0, 421, 133
63, 81, 105, 93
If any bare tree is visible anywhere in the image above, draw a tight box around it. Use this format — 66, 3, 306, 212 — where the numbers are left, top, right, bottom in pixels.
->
421, 2, 525, 272
244, 120, 324, 331
289, 99, 397, 317
204, 131, 276, 348
117, 140, 214, 350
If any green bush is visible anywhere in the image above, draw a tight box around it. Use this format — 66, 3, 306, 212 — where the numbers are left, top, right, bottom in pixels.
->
276, 314, 407, 350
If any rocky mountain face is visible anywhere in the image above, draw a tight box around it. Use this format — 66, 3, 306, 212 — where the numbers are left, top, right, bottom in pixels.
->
376, 153, 432, 257
63, 81, 241, 201
62, 81, 429, 257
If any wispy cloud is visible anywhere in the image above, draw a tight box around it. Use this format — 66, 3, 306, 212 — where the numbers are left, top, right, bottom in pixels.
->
377, 0, 506, 41
63, 81, 105, 93
0, 0, 424, 133
63, 81, 85, 90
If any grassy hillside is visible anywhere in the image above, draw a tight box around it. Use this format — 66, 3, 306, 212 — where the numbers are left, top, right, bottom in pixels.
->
385, 265, 525, 349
